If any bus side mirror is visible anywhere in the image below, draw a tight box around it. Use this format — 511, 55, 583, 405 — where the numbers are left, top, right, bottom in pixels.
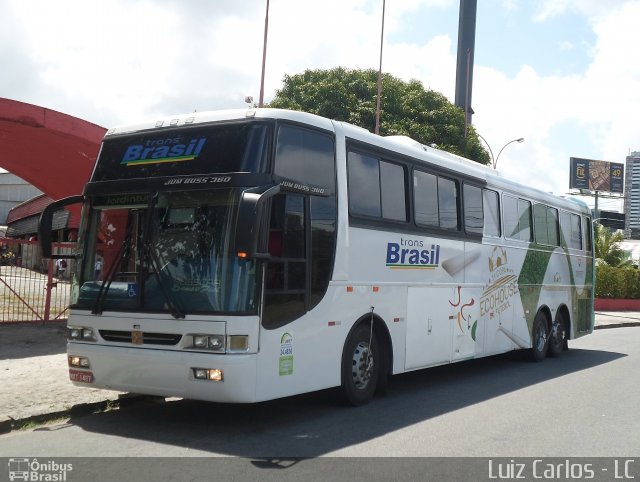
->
235, 185, 280, 259
38, 195, 85, 258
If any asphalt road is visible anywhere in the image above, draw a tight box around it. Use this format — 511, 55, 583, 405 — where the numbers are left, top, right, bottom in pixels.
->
1, 327, 638, 480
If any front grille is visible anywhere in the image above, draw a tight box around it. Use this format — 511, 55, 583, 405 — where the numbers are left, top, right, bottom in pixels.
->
99, 330, 182, 346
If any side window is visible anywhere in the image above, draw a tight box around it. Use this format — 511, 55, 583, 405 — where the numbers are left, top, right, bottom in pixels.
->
463, 184, 483, 235
414, 171, 459, 230
534, 204, 559, 246
348, 152, 380, 217
380, 161, 407, 221
584, 217, 593, 252
274, 125, 335, 192
504, 195, 532, 241
347, 150, 407, 222
438, 177, 459, 230
483, 189, 501, 237
560, 211, 582, 250
414, 171, 439, 227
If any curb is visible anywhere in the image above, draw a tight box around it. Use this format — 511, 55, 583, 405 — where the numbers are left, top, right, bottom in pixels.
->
594, 322, 640, 330
1, 394, 165, 434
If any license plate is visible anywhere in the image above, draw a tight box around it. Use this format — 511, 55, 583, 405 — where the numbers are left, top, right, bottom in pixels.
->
69, 369, 94, 383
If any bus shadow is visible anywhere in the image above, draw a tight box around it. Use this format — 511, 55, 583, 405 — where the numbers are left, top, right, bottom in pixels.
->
68, 347, 623, 457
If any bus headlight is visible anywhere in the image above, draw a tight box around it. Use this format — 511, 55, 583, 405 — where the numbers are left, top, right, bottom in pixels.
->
191, 334, 225, 352
68, 326, 97, 342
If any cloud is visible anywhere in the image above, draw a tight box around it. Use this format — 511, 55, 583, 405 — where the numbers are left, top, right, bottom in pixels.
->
534, 0, 629, 22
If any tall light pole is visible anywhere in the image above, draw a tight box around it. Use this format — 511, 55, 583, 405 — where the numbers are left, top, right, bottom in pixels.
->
374, 0, 386, 135
476, 134, 524, 169
258, 0, 270, 108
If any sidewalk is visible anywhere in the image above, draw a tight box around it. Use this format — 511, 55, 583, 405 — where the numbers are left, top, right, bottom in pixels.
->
1, 312, 639, 433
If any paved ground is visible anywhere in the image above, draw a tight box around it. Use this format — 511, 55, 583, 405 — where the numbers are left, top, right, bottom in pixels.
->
0, 312, 638, 433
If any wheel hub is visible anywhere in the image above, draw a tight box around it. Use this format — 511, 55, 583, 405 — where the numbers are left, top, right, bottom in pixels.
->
352, 341, 373, 389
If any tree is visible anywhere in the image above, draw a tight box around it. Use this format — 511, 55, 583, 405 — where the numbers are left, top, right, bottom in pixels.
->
594, 223, 633, 268
268, 67, 490, 165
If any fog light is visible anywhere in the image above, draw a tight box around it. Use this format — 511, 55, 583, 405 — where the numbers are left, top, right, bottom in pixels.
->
193, 368, 208, 380
68, 355, 90, 368
192, 368, 223, 382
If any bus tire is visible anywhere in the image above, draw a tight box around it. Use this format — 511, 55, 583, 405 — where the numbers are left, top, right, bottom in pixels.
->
548, 313, 567, 358
531, 312, 549, 362
341, 324, 379, 406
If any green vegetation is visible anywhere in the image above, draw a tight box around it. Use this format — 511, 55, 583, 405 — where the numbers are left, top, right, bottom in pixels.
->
268, 67, 491, 165
593, 223, 639, 299
594, 223, 632, 268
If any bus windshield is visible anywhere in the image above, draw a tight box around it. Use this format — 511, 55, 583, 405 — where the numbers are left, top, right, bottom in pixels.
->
74, 189, 258, 316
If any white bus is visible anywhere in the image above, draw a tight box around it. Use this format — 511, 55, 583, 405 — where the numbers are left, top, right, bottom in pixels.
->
40, 108, 594, 405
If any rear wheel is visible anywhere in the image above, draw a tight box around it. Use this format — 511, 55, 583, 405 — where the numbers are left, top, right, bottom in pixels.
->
548, 313, 567, 357
531, 312, 549, 362
341, 324, 380, 406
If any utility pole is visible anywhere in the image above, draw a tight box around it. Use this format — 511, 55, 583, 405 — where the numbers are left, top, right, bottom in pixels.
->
454, 0, 477, 135
258, 0, 270, 108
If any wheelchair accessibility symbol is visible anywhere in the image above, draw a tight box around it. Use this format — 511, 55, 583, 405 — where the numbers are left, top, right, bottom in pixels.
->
128, 283, 138, 297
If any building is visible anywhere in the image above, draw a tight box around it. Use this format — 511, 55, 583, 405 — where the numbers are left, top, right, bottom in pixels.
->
0, 172, 43, 225
624, 151, 640, 239
597, 210, 625, 231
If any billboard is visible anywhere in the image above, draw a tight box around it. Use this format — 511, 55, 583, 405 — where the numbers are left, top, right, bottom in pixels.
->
569, 157, 624, 193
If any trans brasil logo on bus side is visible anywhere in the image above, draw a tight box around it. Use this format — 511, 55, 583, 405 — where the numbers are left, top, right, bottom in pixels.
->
386, 238, 441, 269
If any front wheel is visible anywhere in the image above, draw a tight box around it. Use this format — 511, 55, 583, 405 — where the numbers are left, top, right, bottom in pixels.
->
531, 313, 549, 362
341, 324, 380, 406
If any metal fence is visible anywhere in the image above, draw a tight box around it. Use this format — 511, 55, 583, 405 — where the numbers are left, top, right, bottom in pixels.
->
0, 238, 75, 323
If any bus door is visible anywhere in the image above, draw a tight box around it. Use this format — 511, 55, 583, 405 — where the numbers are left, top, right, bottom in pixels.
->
405, 287, 453, 369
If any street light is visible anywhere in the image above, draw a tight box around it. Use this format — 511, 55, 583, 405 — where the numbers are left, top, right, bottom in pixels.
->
476, 134, 524, 169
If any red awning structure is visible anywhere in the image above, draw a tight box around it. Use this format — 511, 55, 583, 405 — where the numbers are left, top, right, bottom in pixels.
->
0, 97, 106, 200
1, 98, 106, 236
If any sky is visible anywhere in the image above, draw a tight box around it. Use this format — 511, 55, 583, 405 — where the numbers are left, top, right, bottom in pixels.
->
1, 0, 638, 214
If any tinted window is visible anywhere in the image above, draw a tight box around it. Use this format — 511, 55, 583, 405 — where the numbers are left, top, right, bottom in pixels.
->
464, 184, 483, 235
264, 194, 307, 327
560, 211, 582, 250
584, 217, 593, 252
310, 196, 336, 308
275, 125, 335, 192
414, 171, 459, 230
504, 195, 532, 241
93, 123, 271, 182
483, 189, 500, 237
380, 161, 407, 221
534, 204, 559, 246
348, 152, 381, 217
414, 171, 439, 227
438, 177, 459, 230
347, 151, 407, 222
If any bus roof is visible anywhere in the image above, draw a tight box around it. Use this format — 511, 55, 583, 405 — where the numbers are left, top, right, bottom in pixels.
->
103, 108, 590, 216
